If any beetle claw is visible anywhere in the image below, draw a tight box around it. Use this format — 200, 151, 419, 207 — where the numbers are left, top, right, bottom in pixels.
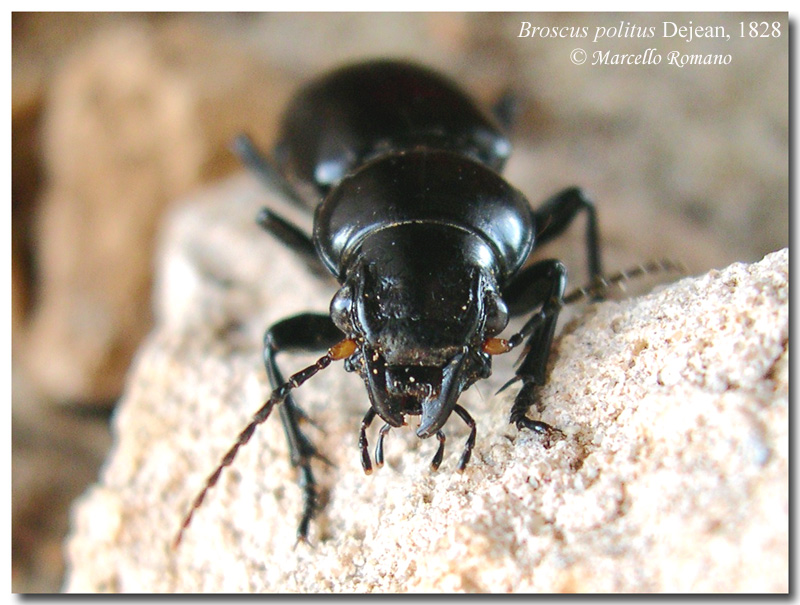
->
496, 375, 521, 395
515, 417, 564, 448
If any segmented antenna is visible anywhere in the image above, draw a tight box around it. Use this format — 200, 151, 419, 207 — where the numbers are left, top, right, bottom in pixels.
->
492, 259, 686, 392
508, 258, 686, 351
173, 338, 356, 549
562, 258, 687, 306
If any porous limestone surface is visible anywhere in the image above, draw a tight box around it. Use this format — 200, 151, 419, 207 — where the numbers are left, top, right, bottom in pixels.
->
64, 174, 788, 592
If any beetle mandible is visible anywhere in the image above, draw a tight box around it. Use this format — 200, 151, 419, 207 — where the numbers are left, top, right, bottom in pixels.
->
175, 59, 608, 546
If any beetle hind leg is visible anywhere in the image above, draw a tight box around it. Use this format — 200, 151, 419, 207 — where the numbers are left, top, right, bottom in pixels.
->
531, 186, 603, 285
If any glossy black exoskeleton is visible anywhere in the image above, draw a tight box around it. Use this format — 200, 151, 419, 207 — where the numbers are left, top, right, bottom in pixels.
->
175, 59, 607, 546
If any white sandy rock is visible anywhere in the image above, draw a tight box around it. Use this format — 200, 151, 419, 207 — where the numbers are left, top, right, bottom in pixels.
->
64, 174, 787, 592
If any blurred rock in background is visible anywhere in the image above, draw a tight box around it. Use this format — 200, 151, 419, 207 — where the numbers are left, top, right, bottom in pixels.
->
11, 12, 787, 592
12, 13, 293, 592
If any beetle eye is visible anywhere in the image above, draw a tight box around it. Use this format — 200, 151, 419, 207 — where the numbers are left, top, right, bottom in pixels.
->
330, 285, 354, 332
483, 292, 509, 336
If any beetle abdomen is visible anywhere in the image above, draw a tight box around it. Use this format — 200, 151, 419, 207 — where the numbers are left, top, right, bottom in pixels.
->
274, 60, 511, 199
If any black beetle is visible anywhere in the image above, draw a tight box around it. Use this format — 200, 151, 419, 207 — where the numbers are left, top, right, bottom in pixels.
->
176, 59, 617, 546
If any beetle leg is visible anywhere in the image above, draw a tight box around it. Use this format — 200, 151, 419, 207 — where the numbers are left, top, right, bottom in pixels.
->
235, 134, 329, 275
492, 90, 519, 133
256, 208, 328, 275
453, 404, 477, 471
500, 187, 612, 440
375, 423, 392, 468
174, 334, 347, 548
503, 258, 565, 318
232, 133, 310, 209
530, 186, 603, 288
501, 259, 568, 444
430, 430, 446, 471
359, 409, 376, 474
264, 313, 345, 541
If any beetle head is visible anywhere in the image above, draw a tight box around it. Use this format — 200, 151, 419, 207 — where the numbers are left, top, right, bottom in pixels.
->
329, 226, 509, 437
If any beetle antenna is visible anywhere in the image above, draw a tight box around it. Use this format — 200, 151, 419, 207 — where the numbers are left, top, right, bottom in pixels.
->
563, 258, 687, 306
173, 338, 357, 549
492, 258, 686, 395
512, 258, 685, 348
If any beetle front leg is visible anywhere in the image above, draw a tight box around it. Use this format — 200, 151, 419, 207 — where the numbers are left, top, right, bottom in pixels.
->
502, 259, 567, 445
263, 313, 344, 541
375, 423, 392, 469
453, 404, 476, 471
430, 431, 446, 471
359, 408, 376, 474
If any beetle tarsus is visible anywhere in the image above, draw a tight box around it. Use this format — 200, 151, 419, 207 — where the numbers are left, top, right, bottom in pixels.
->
375, 423, 391, 468
453, 404, 477, 471
359, 408, 376, 474
295, 465, 318, 543
510, 381, 564, 448
430, 430, 446, 471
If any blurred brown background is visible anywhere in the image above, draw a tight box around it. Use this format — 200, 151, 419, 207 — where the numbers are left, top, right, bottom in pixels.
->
11, 12, 787, 592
